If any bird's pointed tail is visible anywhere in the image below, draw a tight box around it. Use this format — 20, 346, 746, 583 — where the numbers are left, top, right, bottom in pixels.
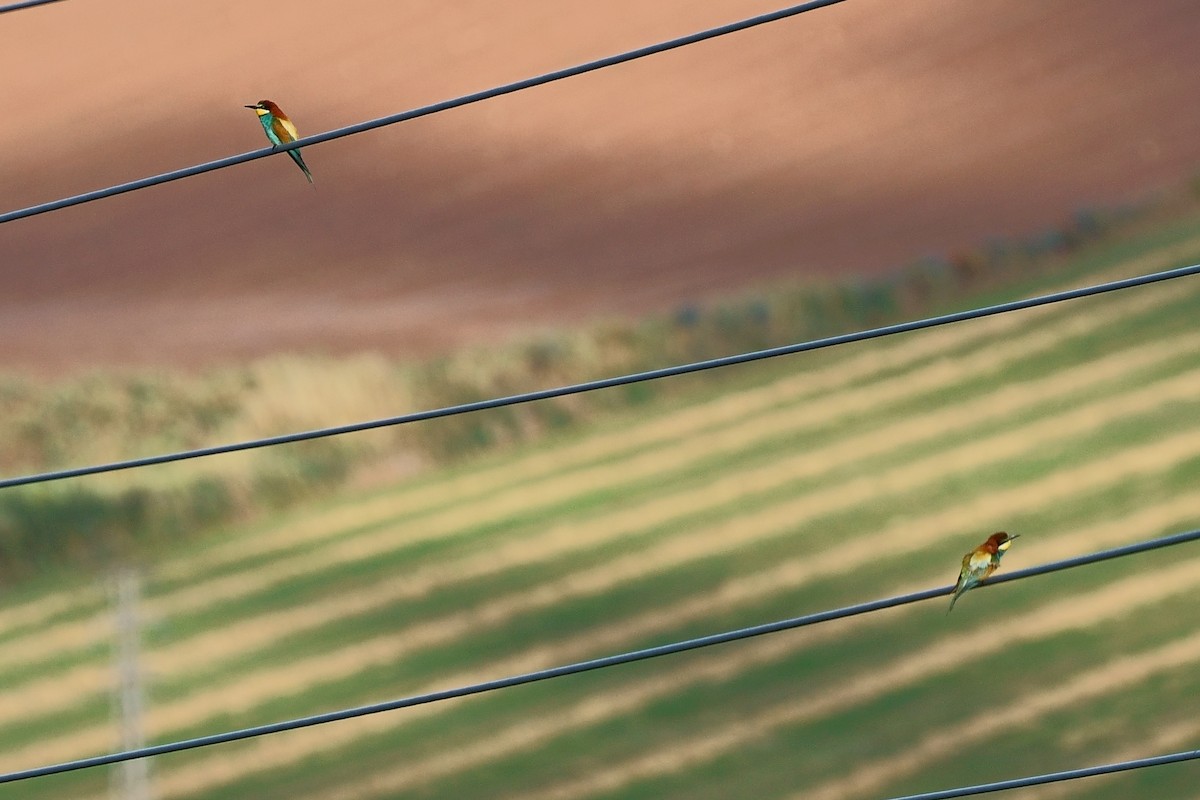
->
947, 589, 962, 614
288, 150, 314, 184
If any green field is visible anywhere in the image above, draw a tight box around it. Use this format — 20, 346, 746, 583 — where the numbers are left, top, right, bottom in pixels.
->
2, 220, 1200, 799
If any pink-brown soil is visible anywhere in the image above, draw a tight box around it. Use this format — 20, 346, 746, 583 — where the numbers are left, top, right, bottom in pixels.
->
2, 0, 1199, 373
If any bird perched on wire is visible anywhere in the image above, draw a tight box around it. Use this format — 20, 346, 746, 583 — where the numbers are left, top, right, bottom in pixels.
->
948, 532, 1019, 613
244, 99, 314, 183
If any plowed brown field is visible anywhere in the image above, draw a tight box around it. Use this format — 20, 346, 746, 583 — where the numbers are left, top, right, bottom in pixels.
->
2, 0, 1199, 372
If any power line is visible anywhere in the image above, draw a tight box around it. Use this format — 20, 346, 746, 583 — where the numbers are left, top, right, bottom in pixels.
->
2, 526, 1197, 784
884, 747, 1200, 800
0, 0, 847, 225
2, 261, 1198, 491
4, 6, 1191, 794
0, 0, 65, 12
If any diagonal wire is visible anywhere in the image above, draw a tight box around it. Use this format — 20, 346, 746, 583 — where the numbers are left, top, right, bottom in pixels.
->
883, 747, 1200, 799
0, 0, 847, 224
2, 526, 1198, 784
2, 261, 1198, 490
0, 0, 65, 12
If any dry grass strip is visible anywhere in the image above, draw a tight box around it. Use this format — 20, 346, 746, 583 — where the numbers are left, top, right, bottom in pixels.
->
796, 632, 1200, 800
4, 333, 1194, 753
4, 343, 1198, 774
1018, 719, 1200, 800
2, 290, 1179, 703
276, 543, 1200, 800
2, 234, 1193, 645
0, 272, 1063, 671
143, 461, 1200, 798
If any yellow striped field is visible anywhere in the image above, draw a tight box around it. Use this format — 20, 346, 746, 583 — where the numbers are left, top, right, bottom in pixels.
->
3, 235, 1200, 799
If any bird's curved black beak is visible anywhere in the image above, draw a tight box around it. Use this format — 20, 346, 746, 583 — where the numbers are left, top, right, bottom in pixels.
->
244, 104, 259, 110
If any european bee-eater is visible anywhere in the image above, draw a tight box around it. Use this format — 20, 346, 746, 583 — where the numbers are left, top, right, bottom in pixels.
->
948, 532, 1019, 613
245, 99, 314, 183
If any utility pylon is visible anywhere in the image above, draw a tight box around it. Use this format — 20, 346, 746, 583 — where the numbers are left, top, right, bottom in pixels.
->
111, 568, 151, 800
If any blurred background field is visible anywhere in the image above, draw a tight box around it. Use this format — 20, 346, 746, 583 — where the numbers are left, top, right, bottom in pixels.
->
2, 202, 1200, 798
0, 188, 1192, 578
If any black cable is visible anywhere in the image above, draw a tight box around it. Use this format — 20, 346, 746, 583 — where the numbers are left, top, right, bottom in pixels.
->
2, 526, 1197, 784
2, 261, 1198, 491
884, 747, 1200, 799
0, 0, 847, 224
0, 0, 64, 12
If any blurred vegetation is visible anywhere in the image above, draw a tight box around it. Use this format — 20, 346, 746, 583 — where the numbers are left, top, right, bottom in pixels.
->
5, 213, 1200, 799
0, 184, 1196, 579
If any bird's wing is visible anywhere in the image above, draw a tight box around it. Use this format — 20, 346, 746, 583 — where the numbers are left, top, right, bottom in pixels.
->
274, 116, 300, 143
953, 552, 973, 584
966, 549, 993, 573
